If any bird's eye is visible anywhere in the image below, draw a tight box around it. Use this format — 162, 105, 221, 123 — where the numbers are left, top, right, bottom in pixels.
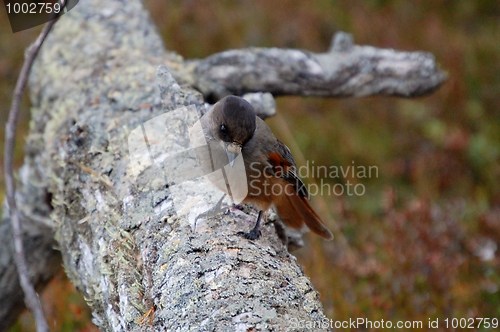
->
220, 124, 227, 133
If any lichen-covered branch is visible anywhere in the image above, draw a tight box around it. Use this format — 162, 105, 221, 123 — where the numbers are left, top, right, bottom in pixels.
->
191, 32, 447, 99
22, 0, 330, 331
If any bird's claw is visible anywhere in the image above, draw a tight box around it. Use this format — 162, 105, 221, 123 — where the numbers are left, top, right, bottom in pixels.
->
237, 229, 261, 240
231, 204, 246, 211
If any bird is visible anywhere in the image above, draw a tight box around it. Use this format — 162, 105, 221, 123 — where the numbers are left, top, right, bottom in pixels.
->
198, 95, 333, 241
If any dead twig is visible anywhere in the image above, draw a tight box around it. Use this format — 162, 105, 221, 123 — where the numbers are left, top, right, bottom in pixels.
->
4, 2, 66, 331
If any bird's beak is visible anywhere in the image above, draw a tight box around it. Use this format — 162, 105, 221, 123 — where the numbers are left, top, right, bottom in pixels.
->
225, 142, 242, 167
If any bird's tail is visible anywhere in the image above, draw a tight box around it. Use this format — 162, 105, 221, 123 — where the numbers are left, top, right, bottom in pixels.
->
275, 186, 333, 240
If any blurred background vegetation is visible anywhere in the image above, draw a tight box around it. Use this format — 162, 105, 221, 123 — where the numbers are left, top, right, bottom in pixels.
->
1, 0, 499, 330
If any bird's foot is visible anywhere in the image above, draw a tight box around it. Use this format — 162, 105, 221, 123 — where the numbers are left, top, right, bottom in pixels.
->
237, 228, 262, 240
231, 203, 246, 211
237, 210, 263, 240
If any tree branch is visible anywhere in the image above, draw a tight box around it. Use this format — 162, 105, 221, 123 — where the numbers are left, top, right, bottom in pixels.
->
3, 2, 65, 330
191, 32, 447, 99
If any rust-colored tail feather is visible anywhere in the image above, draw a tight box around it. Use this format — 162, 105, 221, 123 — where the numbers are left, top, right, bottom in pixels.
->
293, 194, 333, 240
274, 192, 304, 229
275, 189, 333, 240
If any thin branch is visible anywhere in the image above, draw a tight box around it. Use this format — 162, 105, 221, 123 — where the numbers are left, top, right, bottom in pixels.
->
4, 3, 65, 331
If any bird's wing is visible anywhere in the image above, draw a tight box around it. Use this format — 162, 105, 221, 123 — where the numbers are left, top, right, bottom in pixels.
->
267, 139, 309, 199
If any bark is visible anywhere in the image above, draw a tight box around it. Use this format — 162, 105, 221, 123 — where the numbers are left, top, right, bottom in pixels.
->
190, 32, 446, 99
0, 0, 446, 330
